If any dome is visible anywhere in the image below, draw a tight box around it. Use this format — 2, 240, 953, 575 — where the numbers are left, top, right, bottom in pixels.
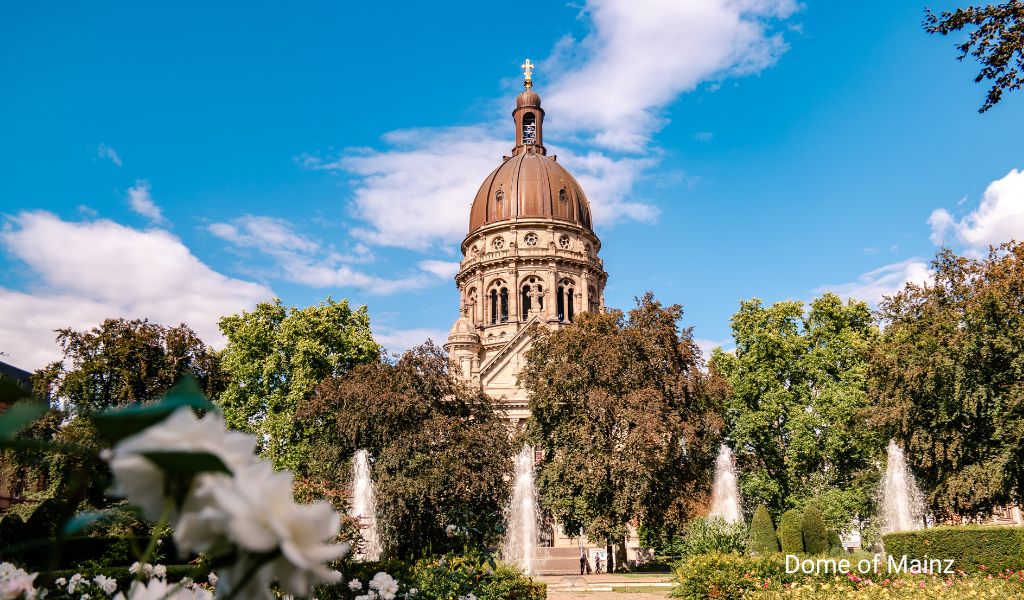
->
447, 315, 480, 342
468, 152, 593, 234
516, 89, 541, 108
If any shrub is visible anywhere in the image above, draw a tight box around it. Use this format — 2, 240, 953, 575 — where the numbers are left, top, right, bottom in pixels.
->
801, 505, 827, 555
410, 553, 544, 600
672, 552, 793, 599
675, 517, 748, 558
826, 529, 843, 554
750, 505, 780, 554
882, 525, 1024, 573
777, 509, 804, 554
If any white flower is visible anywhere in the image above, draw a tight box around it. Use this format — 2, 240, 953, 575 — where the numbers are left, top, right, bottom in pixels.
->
152, 565, 166, 580
105, 408, 257, 523
198, 461, 347, 597
369, 572, 399, 600
349, 579, 363, 590
408, 587, 418, 597
445, 524, 457, 537
0, 562, 37, 600
459, 594, 477, 600
93, 574, 118, 594
68, 573, 84, 593
113, 579, 212, 600
80, 594, 90, 600
128, 563, 140, 575
55, 578, 67, 586
206, 573, 218, 587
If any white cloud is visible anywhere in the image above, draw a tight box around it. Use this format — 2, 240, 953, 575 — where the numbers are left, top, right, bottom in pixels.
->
127, 180, 167, 226
694, 131, 715, 142
694, 336, 733, 360
97, 143, 122, 166
373, 326, 449, 356
816, 259, 932, 305
418, 259, 460, 280
543, 0, 798, 151
0, 211, 272, 370
301, 0, 797, 250
208, 214, 438, 294
928, 169, 1024, 251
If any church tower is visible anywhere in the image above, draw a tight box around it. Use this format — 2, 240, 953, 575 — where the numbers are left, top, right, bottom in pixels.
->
445, 60, 609, 426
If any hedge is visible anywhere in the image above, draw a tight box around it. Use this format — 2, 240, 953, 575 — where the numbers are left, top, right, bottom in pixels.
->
750, 505, 780, 554
801, 505, 827, 555
777, 509, 804, 554
673, 552, 796, 599
882, 525, 1024, 573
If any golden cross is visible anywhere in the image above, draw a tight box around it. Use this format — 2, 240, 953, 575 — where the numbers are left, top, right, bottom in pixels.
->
521, 59, 535, 87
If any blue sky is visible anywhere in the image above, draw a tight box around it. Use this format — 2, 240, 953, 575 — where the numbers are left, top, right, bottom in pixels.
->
3, 0, 1023, 369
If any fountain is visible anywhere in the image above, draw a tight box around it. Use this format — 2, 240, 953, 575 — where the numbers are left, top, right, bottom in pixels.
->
880, 440, 926, 533
503, 444, 540, 575
350, 449, 382, 560
708, 445, 743, 524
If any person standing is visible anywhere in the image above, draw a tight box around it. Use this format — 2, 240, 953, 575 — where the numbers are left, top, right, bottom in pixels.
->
580, 554, 586, 575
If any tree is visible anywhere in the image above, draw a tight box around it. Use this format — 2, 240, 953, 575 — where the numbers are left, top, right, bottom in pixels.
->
296, 342, 512, 559
749, 505, 780, 554
870, 243, 1024, 518
218, 298, 379, 471
924, 2, 1024, 112
711, 294, 884, 531
34, 318, 223, 412
777, 509, 804, 554
520, 293, 726, 570
801, 505, 827, 555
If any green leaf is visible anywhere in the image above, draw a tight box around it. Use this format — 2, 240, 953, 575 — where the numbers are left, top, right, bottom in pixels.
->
139, 451, 231, 477
0, 378, 31, 405
0, 400, 49, 441
61, 510, 131, 536
91, 376, 217, 444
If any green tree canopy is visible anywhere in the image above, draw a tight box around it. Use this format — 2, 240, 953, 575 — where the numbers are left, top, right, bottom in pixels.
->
711, 293, 883, 529
296, 342, 512, 559
520, 293, 726, 555
218, 298, 379, 471
925, 1, 1024, 112
870, 243, 1024, 518
34, 318, 223, 412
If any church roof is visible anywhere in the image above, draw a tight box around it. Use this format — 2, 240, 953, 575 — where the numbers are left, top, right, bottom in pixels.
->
466, 67, 594, 235
467, 151, 593, 234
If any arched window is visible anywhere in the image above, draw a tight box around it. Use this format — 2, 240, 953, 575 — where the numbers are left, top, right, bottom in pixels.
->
567, 288, 574, 321
522, 113, 537, 145
557, 284, 575, 322
500, 287, 509, 323
494, 188, 504, 218
521, 285, 531, 320
557, 286, 565, 322
490, 289, 498, 325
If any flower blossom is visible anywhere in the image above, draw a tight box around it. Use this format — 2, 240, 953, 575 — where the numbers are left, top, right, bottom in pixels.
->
369, 572, 399, 600
113, 578, 212, 600
0, 562, 37, 600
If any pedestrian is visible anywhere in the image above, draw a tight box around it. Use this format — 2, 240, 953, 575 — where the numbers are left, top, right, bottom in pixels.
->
595, 554, 602, 574
580, 554, 586, 575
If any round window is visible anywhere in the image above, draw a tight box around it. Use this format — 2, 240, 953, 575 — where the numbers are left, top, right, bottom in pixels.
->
524, 232, 539, 247
558, 234, 570, 249
492, 237, 505, 250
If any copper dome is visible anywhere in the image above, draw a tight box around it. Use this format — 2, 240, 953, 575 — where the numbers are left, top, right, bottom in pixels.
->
468, 152, 593, 234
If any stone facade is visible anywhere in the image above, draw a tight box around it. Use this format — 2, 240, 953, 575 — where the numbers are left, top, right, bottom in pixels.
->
445, 70, 608, 426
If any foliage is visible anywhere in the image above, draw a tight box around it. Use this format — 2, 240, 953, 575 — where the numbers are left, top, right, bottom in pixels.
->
924, 1, 1024, 112
870, 243, 1024, 517
297, 342, 512, 559
751, 505, 781, 554
521, 293, 727, 554
711, 293, 883, 527
882, 525, 1024, 573
672, 552, 794, 600
34, 318, 223, 412
778, 509, 804, 554
672, 517, 749, 558
749, 571, 1024, 598
218, 297, 379, 471
410, 554, 546, 600
801, 505, 827, 555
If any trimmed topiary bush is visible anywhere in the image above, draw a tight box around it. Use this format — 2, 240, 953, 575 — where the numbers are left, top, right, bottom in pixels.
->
676, 517, 748, 558
750, 505, 780, 554
882, 525, 1024, 574
777, 509, 804, 554
801, 505, 828, 555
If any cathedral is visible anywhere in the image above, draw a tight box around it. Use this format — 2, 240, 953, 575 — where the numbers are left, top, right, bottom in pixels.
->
445, 61, 608, 425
